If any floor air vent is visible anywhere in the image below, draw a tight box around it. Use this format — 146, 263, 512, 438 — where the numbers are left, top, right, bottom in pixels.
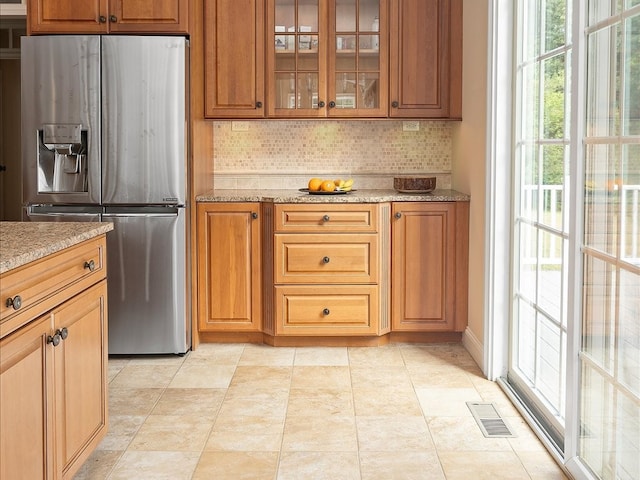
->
466, 402, 516, 438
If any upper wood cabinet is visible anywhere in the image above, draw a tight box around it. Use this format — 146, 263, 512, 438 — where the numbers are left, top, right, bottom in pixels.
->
389, 0, 462, 118
266, 0, 387, 118
27, 0, 189, 34
204, 0, 265, 118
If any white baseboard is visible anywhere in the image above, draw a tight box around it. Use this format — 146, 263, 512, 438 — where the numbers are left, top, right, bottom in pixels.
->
462, 326, 484, 371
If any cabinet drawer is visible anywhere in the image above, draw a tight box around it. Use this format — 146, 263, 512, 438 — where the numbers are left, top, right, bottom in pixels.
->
1, 237, 106, 335
274, 204, 378, 233
274, 234, 378, 284
275, 285, 378, 335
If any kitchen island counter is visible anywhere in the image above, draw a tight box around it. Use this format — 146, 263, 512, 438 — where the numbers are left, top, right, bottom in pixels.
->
0, 221, 114, 274
196, 188, 470, 203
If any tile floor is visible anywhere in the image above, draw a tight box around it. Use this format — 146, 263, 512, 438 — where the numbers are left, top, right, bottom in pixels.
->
74, 343, 570, 480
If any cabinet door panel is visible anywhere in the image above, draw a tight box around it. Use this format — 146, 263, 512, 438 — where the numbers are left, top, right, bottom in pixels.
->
205, 0, 265, 117
0, 315, 53, 480
197, 203, 262, 331
53, 282, 108, 479
391, 203, 456, 330
28, 0, 108, 33
110, 0, 188, 32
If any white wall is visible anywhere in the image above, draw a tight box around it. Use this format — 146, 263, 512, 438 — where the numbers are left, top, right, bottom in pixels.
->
452, 0, 490, 368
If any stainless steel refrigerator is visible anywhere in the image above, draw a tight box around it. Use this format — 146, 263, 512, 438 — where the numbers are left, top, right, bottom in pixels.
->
21, 35, 190, 355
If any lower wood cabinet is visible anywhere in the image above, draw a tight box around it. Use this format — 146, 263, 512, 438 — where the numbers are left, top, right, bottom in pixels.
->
0, 236, 109, 480
391, 202, 469, 332
196, 203, 262, 332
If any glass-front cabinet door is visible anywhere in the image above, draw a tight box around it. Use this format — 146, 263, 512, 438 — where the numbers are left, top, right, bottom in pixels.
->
268, 0, 327, 117
267, 0, 386, 117
328, 0, 387, 117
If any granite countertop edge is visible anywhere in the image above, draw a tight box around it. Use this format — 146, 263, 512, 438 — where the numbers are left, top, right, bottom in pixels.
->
0, 222, 114, 274
196, 188, 471, 203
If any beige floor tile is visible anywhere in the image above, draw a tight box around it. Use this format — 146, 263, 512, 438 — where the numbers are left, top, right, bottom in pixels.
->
109, 364, 180, 389
517, 451, 569, 480
294, 346, 350, 365
108, 451, 200, 480
151, 388, 226, 418
287, 387, 354, 416
126, 354, 187, 366
427, 416, 513, 451
229, 366, 292, 392
291, 365, 352, 389
108, 387, 163, 416
437, 450, 531, 480
206, 415, 285, 451
193, 451, 279, 480
356, 416, 433, 451
72, 450, 123, 480
282, 415, 358, 452
470, 379, 523, 417
348, 345, 405, 366
168, 361, 237, 388
359, 450, 446, 480
415, 386, 482, 416
277, 451, 361, 480
218, 388, 289, 417
350, 365, 414, 391
127, 414, 213, 452
406, 363, 476, 388
238, 343, 296, 365
352, 387, 423, 416
399, 344, 479, 368
186, 343, 245, 364
96, 415, 146, 451
507, 416, 556, 453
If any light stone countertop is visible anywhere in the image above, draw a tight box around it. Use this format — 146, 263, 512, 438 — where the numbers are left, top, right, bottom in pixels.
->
196, 188, 470, 203
0, 222, 114, 274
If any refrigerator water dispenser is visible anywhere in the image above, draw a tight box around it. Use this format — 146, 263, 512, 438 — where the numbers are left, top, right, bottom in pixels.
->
38, 123, 88, 193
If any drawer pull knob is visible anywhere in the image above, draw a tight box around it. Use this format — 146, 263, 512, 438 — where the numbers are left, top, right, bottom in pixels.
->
84, 259, 96, 271
57, 327, 69, 340
99, 15, 107, 23
323, 215, 330, 222
110, 14, 117, 22
5, 295, 22, 310
322, 308, 330, 316
394, 212, 402, 219
252, 212, 259, 219
323, 256, 330, 264
47, 333, 62, 347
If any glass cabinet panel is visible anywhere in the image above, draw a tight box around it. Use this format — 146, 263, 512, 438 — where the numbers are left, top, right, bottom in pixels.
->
273, 0, 323, 114
332, 0, 383, 114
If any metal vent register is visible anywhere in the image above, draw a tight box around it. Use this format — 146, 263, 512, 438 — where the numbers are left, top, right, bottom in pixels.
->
466, 402, 516, 438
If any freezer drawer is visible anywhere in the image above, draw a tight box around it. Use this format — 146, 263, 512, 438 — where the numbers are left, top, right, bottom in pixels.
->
103, 207, 189, 354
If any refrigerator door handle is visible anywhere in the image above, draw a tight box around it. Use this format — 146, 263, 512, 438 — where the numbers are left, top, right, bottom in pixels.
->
103, 213, 179, 218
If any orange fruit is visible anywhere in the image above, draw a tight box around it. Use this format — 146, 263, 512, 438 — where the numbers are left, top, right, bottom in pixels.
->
308, 177, 323, 191
320, 180, 336, 192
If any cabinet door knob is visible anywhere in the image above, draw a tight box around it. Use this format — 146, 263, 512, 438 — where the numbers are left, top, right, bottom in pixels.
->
47, 333, 62, 347
251, 212, 259, 219
84, 259, 96, 271
99, 15, 107, 23
391, 101, 399, 108
328, 101, 336, 108
110, 14, 118, 22
256, 101, 263, 108
318, 101, 325, 108
322, 214, 330, 222
322, 308, 330, 316
5, 295, 22, 310
322, 256, 330, 264
394, 212, 402, 219
56, 327, 69, 340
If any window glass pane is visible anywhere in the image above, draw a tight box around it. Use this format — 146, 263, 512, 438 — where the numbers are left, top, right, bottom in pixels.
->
541, 145, 565, 226
520, 143, 539, 221
274, 72, 297, 109
582, 255, 616, 371
537, 313, 564, 410
519, 222, 538, 303
521, 63, 540, 140
623, 14, 640, 136
517, 301, 537, 382
297, 73, 318, 108
588, 0, 622, 25
336, 0, 356, 31
616, 391, 640, 479
356, 73, 379, 108
543, 54, 566, 139
618, 269, 640, 395
298, 0, 318, 31
359, 0, 380, 32
537, 232, 564, 319
335, 72, 357, 108
522, 0, 541, 61
544, 0, 566, 52
584, 144, 620, 256
587, 25, 621, 137
621, 145, 640, 264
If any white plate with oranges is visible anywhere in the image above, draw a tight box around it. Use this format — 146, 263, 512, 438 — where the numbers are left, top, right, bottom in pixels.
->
301, 178, 355, 194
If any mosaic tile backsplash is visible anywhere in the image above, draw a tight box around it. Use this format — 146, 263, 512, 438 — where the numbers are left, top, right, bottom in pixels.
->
211, 120, 453, 190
